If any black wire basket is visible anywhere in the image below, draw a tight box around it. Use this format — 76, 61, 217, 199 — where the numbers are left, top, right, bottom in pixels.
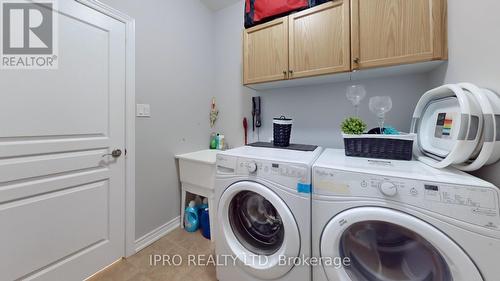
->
273, 116, 293, 147
343, 133, 416, 161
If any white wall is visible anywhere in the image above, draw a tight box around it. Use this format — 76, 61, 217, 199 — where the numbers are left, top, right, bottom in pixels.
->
429, 0, 500, 186
101, 0, 215, 239
258, 74, 430, 147
213, 1, 257, 148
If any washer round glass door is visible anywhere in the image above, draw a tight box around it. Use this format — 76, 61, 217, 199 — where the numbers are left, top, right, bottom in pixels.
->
218, 181, 300, 279
228, 190, 284, 255
321, 207, 483, 281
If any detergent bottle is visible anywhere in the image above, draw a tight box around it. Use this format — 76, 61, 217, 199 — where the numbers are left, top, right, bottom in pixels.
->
184, 201, 199, 232
198, 197, 208, 218
200, 207, 210, 240
194, 195, 202, 206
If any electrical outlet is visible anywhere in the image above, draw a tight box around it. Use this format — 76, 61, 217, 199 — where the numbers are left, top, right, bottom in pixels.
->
136, 104, 151, 117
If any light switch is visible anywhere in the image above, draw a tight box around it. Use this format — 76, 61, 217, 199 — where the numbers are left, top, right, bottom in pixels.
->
136, 104, 151, 117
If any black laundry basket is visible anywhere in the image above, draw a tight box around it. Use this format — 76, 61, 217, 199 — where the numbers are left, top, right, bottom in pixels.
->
343, 134, 416, 161
273, 116, 293, 147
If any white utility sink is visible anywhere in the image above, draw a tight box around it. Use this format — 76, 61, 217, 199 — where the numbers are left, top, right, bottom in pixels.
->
176, 149, 219, 190
175, 149, 219, 241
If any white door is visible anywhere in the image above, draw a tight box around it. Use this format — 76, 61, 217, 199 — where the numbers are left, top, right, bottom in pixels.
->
218, 181, 300, 280
0, 1, 126, 280
321, 207, 483, 281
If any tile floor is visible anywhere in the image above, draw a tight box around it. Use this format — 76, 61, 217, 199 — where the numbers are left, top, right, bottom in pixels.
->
88, 228, 217, 281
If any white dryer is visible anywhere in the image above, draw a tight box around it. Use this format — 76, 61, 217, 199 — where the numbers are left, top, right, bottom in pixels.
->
215, 145, 322, 281
312, 149, 500, 281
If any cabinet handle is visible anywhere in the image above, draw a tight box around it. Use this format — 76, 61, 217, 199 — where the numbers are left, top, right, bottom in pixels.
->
289, 70, 294, 75
353, 58, 360, 64
283, 70, 287, 76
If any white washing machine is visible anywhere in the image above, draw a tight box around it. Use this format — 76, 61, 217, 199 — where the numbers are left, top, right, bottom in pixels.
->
312, 149, 500, 281
215, 145, 322, 281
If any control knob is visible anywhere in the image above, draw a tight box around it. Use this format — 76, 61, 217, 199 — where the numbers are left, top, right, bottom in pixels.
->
247, 162, 258, 173
379, 181, 398, 197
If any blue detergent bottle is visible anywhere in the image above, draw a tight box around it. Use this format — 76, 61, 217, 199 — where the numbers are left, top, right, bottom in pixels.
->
198, 197, 208, 218
184, 201, 199, 232
200, 207, 210, 239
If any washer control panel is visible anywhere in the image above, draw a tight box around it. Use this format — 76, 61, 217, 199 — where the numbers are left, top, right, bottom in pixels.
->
314, 168, 500, 230
216, 154, 310, 192
237, 159, 309, 185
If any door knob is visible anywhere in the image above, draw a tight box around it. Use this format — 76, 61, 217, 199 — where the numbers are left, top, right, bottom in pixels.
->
102, 149, 122, 158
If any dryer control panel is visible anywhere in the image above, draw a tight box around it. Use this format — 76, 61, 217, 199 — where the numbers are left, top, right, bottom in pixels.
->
314, 168, 500, 230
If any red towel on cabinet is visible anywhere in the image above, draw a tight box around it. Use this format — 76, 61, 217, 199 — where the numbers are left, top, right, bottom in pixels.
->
245, 0, 309, 28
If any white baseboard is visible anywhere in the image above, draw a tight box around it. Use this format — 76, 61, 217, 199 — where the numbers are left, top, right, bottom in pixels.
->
134, 216, 180, 253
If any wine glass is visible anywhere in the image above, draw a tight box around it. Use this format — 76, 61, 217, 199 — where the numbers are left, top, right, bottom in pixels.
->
346, 84, 366, 117
369, 96, 393, 134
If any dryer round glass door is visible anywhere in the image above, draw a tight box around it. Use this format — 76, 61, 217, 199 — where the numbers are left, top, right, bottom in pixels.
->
218, 181, 300, 280
321, 207, 483, 281
340, 221, 451, 281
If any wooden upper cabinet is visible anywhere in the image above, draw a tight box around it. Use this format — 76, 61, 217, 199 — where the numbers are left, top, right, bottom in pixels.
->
351, 0, 447, 70
243, 17, 289, 85
242, 0, 447, 86
288, 0, 351, 79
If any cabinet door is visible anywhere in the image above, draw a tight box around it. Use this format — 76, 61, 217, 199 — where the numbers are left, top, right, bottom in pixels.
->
288, 1, 351, 79
243, 18, 289, 85
351, 0, 447, 69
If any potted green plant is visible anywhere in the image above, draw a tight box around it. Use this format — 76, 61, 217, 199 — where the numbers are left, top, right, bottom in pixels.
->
341, 117, 367, 135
